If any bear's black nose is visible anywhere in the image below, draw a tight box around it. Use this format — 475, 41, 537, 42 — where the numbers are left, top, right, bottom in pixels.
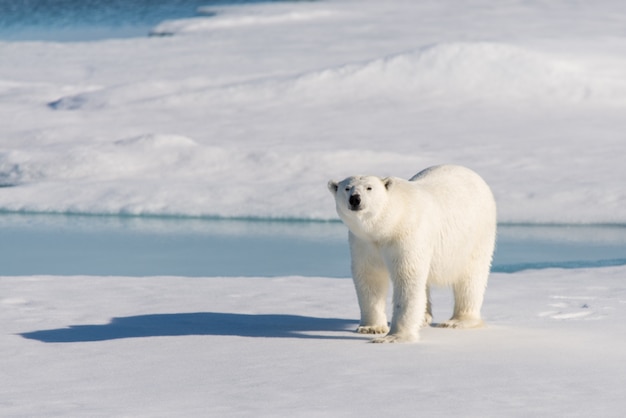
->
349, 194, 361, 209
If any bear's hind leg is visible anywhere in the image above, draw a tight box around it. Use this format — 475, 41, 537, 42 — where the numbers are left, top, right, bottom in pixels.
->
439, 274, 487, 329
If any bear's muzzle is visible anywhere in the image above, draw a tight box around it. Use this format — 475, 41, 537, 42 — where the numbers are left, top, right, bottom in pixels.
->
349, 194, 362, 211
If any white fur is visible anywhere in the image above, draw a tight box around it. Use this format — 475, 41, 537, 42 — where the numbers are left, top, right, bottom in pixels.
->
328, 165, 497, 343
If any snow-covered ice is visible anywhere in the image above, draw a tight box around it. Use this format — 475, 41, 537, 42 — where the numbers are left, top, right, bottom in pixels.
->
3, 267, 626, 417
2, 0, 626, 416
1, 0, 626, 222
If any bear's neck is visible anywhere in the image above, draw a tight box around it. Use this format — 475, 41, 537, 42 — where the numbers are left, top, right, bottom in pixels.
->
344, 205, 403, 243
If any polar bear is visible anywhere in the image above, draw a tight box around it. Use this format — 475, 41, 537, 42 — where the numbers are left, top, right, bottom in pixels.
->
328, 165, 497, 343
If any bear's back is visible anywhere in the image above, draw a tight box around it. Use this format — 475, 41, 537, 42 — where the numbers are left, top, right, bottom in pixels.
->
409, 165, 495, 212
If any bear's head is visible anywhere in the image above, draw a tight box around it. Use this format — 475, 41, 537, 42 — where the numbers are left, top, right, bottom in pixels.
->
327, 175, 394, 236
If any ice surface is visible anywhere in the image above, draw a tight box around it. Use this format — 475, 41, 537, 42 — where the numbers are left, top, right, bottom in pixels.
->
1, 0, 626, 222
3, 267, 626, 416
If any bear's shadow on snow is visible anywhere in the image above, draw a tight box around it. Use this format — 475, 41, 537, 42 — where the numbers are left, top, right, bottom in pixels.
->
20, 312, 361, 343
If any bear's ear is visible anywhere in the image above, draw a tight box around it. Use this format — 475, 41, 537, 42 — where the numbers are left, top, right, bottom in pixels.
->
383, 177, 393, 190
327, 180, 338, 193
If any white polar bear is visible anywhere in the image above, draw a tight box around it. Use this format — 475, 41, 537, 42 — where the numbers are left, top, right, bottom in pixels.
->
328, 165, 497, 343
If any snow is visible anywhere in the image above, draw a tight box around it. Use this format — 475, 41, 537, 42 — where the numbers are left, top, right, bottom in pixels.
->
3, 267, 626, 416
151, 7, 336, 35
2, 1, 626, 416
1, 0, 626, 222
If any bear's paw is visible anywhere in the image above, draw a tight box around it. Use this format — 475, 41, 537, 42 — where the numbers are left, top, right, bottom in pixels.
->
438, 318, 484, 329
356, 324, 389, 335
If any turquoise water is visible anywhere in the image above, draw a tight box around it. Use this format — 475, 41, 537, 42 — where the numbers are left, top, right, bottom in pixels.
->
0, 214, 348, 277
1, 213, 624, 277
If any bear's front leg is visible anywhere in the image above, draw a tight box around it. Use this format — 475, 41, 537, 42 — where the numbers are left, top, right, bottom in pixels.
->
349, 234, 390, 335
353, 266, 390, 335
372, 258, 428, 343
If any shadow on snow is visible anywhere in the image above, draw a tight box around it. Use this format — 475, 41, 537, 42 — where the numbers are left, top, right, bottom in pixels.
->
20, 312, 361, 343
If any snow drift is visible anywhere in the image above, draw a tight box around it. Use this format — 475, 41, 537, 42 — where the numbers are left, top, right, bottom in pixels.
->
48, 43, 626, 110
288, 43, 626, 105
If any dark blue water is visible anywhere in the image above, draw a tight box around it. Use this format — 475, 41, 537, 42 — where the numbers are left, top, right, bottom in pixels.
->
1, 213, 624, 277
0, 0, 308, 41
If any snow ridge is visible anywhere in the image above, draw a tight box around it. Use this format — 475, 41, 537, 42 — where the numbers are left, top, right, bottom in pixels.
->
48, 42, 626, 112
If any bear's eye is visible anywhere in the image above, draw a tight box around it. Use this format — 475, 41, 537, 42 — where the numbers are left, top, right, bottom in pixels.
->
345, 187, 350, 191
366, 186, 372, 191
